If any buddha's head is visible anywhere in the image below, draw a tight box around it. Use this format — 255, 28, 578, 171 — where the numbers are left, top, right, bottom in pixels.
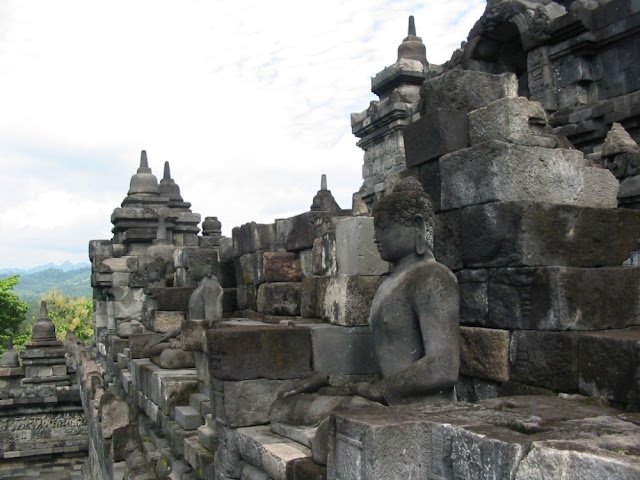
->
373, 177, 434, 263
186, 249, 217, 282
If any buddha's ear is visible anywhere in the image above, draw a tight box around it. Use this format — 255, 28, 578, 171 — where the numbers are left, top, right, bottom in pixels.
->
413, 214, 427, 255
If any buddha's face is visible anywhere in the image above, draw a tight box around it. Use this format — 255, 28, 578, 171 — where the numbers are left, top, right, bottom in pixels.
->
189, 262, 211, 282
374, 212, 416, 262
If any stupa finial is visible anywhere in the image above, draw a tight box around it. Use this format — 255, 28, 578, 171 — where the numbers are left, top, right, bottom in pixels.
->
408, 15, 416, 36
321, 174, 328, 191
140, 150, 149, 168
164, 161, 171, 180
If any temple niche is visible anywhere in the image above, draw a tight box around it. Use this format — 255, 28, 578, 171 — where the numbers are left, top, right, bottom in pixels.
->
64, 1, 640, 479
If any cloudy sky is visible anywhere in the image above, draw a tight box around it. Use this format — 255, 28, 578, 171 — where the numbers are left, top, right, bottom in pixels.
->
0, 0, 486, 270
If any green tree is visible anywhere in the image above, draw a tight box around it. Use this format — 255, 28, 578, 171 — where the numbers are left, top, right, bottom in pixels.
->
40, 290, 93, 343
0, 275, 29, 353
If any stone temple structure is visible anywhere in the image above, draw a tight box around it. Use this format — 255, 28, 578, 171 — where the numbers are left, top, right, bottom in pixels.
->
62, 1, 640, 478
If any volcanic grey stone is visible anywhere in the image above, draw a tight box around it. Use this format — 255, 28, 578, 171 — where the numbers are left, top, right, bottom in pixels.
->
468, 96, 558, 148
335, 217, 389, 276
439, 140, 619, 210
212, 377, 298, 428
312, 234, 337, 277
403, 109, 468, 167
262, 252, 301, 282
456, 269, 489, 326
486, 266, 640, 331
256, 282, 301, 316
174, 405, 203, 430
317, 275, 381, 326
434, 210, 462, 270
207, 326, 312, 381
577, 328, 640, 406
459, 201, 640, 268
460, 326, 510, 382
419, 70, 517, 116
510, 330, 579, 392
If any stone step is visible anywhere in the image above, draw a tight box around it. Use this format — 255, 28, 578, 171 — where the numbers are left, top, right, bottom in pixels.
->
174, 405, 204, 430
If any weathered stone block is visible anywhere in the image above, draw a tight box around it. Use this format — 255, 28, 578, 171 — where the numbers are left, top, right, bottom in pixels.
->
256, 282, 301, 316
577, 328, 640, 406
223, 287, 238, 313
460, 201, 640, 268
212, 377, 298, 427
240, 253, 256, 285
328, 407, 452, 480
460, 326, 510, 382
439, 140, 618, 210
263, 252, 302, 282
404, 109, 468, 167
456, 269, 489, 326
153, 311, 184, 333
181, 319, 206, 351
317, 275, 381, 326
510, 330, 578, 392
287, 213, 318, 252
174, 405, 203, 430
150, 370, 199, 415
312, 234, 337, 277
468, 96, 557, 148
237, 285, 258, 311
434, 209, 462, 270
419, 158, 442, 211
487, 266, 640, 330
300, 277, 318, 318
309, 324, 379, 375
335, 217, 389, 276
150, 287, 195, 311
299, 249, 313, 278
100, 256, 138, 273
241, 222, 276, 253
420, 70, 517, 116
207, 326, 312, 380
98, 392, 129, 439
515, 435, 640, 479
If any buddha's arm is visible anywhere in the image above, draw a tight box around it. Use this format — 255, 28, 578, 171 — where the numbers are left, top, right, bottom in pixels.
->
378, 270, 460, 403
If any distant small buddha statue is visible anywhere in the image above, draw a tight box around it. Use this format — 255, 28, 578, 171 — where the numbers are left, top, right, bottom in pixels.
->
271, 177, 460, 463
148, 249, 222, 368
187, 249, 223, 325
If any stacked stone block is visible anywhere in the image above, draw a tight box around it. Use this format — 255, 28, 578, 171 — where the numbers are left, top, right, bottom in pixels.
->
404, 69, 640, 407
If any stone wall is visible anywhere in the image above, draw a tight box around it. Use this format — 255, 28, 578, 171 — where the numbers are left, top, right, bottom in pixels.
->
72, 1, 640, 479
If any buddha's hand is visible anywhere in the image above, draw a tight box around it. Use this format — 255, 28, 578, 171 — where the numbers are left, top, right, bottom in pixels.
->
349, 382, 385, 403
278, 372, 329, 399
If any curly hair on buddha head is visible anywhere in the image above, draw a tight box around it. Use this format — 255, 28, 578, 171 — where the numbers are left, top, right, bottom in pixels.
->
186, 248, 218, 268
374, 177, 434, 228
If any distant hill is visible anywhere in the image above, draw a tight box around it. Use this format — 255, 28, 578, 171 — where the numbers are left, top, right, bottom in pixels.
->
0, 261, 89, 276
0, 266, 92, 302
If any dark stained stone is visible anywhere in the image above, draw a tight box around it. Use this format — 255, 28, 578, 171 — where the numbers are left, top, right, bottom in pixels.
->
207, 326, 312, 380
403, 109, 468, 168
577, 328, 640, 407
510, 330, 579, 392
460, 201, 640, 268
419, 70, 517, 116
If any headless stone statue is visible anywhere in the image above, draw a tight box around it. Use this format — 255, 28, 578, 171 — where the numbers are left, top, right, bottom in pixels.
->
187, 249, 223, 325
271, 177, 460, 462
149, 249, 223, 368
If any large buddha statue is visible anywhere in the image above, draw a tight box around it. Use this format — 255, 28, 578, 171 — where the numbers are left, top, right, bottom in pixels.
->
271, 177, 460, 462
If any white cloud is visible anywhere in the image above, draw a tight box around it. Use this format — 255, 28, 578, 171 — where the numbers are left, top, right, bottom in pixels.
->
0, 0, 487, 269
